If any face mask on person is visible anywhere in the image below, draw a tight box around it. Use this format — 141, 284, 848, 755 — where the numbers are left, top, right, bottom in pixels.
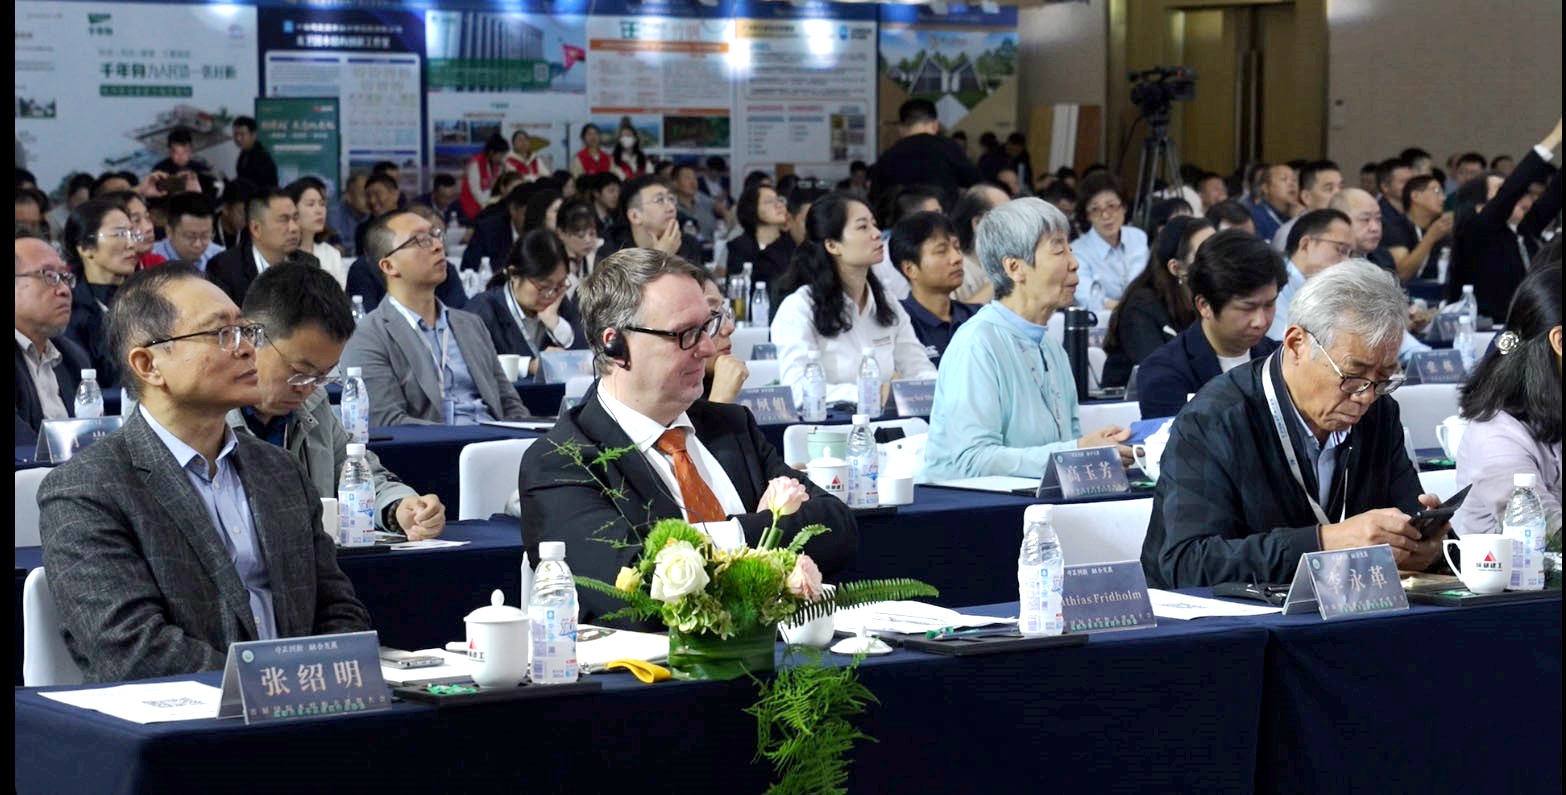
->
620, 135, 637, 149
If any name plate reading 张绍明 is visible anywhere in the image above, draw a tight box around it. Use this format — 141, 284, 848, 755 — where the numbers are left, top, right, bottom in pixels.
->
1062, 561, 1156, 634
748, 342, 778, 361
1408, 350, 1466, 384
217, 631, 389, 725
736, 386, 797, 424
1283, 545, 1409, 620
890, 379, 936, 417
36, 416, 125, 464
1040, 446, 1129, 499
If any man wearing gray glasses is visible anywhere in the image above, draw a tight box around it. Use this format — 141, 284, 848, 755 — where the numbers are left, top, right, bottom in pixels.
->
227, 263, 445, 539
15, 234, 93, 443
37, 263, 371, 682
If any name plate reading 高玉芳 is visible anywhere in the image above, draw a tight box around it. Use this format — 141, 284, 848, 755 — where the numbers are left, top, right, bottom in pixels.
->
890, 379, 936, 417
217, 630, 390, 725
748, 342, 778, 361
1282, 545, 1410, 620
1062, 561, 1156, 634
736, 386, 797, 424
1408, 349, 1466, 384
1039, 446, 1129, 499
36, 416, 125, 464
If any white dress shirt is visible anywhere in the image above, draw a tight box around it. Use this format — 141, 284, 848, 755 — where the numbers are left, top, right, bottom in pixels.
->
771, 284, 939, 405
312, 240, 347, 289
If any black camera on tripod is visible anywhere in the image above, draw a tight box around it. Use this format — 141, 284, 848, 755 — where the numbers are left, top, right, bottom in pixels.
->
1128, 66, 1196, 124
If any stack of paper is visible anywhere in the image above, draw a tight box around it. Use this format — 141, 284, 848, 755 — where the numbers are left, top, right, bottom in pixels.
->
834, 601, 1016, 636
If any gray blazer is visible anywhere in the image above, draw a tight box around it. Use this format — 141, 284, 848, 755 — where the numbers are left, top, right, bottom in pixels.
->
37, 411, 371, 683
340, 297, 529, 425
225, 389, 416, 531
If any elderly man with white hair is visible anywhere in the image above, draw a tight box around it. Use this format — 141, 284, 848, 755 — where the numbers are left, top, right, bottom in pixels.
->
922, 197, 1133, 481
1141, 259, 1449, 588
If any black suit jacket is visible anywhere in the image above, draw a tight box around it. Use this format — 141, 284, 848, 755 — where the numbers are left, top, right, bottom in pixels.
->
61, 279, 119, 389
519, 383, 859, 624
344, 257, 469, 312
235, 144, 279, 189
1137, 323, 1280, 420
467, 287, 589, 358
14, 335, 93, 444
206, 244, 322, 306
1447, 149, 1561, 320
461, 215, 516, 274
869, 133, 979, 207
1104, 285, 1185, 388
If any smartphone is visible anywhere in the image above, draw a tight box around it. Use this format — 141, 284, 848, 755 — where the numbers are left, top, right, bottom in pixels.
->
379, 649, 445, 669
1411, 484, 1472, 540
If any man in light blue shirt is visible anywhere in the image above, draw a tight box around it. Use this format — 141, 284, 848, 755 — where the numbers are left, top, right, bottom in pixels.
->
152, 191, 225, 271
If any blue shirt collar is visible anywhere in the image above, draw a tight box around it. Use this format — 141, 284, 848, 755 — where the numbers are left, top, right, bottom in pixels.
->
385, 294, 449, 332
989, 301, 1049, 344
140, 404, 238, 476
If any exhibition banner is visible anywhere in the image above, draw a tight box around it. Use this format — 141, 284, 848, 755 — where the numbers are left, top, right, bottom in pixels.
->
255, 97, 342, 192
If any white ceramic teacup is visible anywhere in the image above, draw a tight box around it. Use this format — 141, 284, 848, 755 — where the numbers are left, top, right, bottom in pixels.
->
1436, 416, 1468, 460
516, 356, 533, 380
878, 475, 914, 506
464, 590, 530, 688
780, 584, 837, 648
806, 449, 849, 503
498, 354, 523, 382
1443, 534, 1512, 595
319, 497, 339, 544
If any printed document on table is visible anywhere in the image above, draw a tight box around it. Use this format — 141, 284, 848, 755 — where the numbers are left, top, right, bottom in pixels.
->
388, 539, 471, 551
835, 601, 1017, 636
1149, 589, 1283, 619
480, 420, 556, 431
40, 681, 223, 723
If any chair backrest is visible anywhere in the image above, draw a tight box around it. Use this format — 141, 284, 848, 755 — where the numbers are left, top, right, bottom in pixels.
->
457, 438, 539, 520
1419, 469, 1459, 501
1087, 347, 1107, 389
1390, 383, 1459, 450
781, 418, 931, 468
1077, 401, 1141, 434
16, 467, 51, 548
742, 359, 781, 390
729, 326, 770, 361
564, 375, 595, 400
23, 567, 83, 687
1049, 498, 1156, 567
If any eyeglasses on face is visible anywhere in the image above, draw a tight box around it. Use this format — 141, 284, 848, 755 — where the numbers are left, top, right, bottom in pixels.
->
15, 270, 76, 289
1310, 237, 1356, 259
95, 228, 144, 244
385, 227, 445, 258
623, 311, 724, 351
285, 368, 338, 388
639, 192, 677, 208
527, 277, 570, 298
144, 323, 267, 353
1306, 331, 1405, 396
1087, 201, 1125, 218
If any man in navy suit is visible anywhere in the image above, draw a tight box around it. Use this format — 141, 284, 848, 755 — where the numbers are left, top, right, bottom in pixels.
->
15, 235, 93, 444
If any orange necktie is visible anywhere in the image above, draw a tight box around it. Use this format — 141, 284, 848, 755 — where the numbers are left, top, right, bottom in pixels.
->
655, 428, 727, 524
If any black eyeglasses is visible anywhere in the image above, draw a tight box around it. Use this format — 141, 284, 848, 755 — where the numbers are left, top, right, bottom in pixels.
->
15, 270, 76, 289
384, 227, 445, 258
1307, 331, 1406, 396
144, 324, 267, 353
623, 312, 724, 350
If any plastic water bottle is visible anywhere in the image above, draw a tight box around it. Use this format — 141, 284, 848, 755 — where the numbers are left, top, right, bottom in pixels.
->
336, 443, 376, 547
750, 280, 771, 328
730, 263, 753, 326
529, 541, 579, 684
1435, 246, 1452, 284
845, 413, 878, 508
73, 369, 103, 419
800, 352, 828, 422
351, 295, 367, 325
340, 366, 369, 444
1454, 315, 1477, 373
1454, 284, 1479, 329
1018, 504, 1065, 637
1501, 473, 1547, 591
856, 347, 882, 419
477, 256, 494, 296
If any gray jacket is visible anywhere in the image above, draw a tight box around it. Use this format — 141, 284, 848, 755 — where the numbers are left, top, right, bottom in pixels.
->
340, 297, 529, 425
225, 389, 416, 531
37, 410, 370, 683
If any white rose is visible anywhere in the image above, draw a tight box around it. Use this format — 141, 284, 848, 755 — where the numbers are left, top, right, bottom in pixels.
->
650, 541, 711, 603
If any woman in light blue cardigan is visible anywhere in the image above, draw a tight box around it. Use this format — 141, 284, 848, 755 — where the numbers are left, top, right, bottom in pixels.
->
923, 198, 1134, 481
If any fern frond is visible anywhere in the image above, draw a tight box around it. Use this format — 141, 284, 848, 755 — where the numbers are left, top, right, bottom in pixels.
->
572, 575, 660, 619
788, 578, 939, 625
783, 523, 832, 554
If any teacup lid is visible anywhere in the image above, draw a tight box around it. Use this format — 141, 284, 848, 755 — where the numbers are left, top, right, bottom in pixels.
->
465, 589, 527, 624
808, 447, 846, 467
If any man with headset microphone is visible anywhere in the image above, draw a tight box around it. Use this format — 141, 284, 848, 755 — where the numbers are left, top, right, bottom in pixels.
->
517, 247, 858, 624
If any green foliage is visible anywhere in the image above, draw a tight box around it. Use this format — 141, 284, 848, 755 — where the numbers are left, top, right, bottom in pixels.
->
643, 519, 708, 561
790, 579, 940, 626
784, 523, 831, 554
746, 650, 878, 795
714, 555, 788, 628
572, 576, 661, 622
663, 590, 731, 636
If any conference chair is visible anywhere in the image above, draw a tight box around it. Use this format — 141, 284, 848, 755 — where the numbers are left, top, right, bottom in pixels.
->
1419, 469, 1459, 501
1048, 498, 1156, 567
782, 417, 930, 468
16, 467, 51, 547
729, 326, 769, 361
742, 359, 781, 390
22, 568, 83, 687
1078, 401, 1141, 434
881, 433, 928, 480
457, 438, 539, 520
1390, 383, 1459, 450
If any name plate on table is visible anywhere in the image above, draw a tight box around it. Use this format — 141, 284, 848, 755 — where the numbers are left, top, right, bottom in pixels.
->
35, 416, 124, 463
538, 350, 595, 384
217, 631, 390, 725
736, 386, 797, 423
1428, 314, 1461, 344
1282, 545, 1410, 620
1407, 350, 1466, 384
749, 342, 778, 361
1039, 446, 1129, 499
890, 379, 936, 417
1062, 561, 1156, 634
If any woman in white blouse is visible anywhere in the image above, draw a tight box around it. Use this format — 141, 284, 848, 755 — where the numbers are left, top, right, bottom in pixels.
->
1070, 172, 1148, 313
770, 192, 937, 406
287, 176, 347, 289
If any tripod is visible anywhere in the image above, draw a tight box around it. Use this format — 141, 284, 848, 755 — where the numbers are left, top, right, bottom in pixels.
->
1131, 116, 1183, 231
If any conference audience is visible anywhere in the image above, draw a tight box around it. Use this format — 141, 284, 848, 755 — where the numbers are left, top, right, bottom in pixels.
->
922, 198, 1132, 482
152, 192, 224, 271
695, 267, 746, 404
569, 123, 612, 178
1328, 188, 1397, 275
345, 207, 469, 314
1374, 158, 1421, 279
37, 262, 370, 682
610, 119, 653, 180
415, 173, 463, 230
1390, 174, 1453, 281
1141, 260, 1446, 588
468, 228, 589, 378
206, 187, 320, 306
287, 176, 347, 288
230, 263, 445, 538
1248, 164, 1299, 243
1101, 216, 1212, 389
673, 164, 721, 244
459, 134, 510, 223
102, 191, 165, 270
231, 116, 279, 189
1071, 172, 1149, 312
63, 197, 137, 387
1453, 264, 1561, 537
1268, 208, 1355, 338
517, 248, 857, 624
522, 189, 563, 236
554, 197, 601, 291
15, 234, 92, 443
949, 182, 1012, 304
869, 184, 944, 301
1271, 160, 1343, 253
504, 130, 550, 183
328, 173, 369, 257
460, 185, 534, 274
724, 183, 796, 289
598, 174, 704, 267
1136, 230, 1285, 420
356, 173, 404, 255
868, 99, 978, 209
771, 192, 936, 407
893, 211, 978, 364
340, 210, 529, 425
1195, 171, 1229, 213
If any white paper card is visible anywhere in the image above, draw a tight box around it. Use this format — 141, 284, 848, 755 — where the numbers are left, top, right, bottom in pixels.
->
833, 601, 1016, 636
40, 681, 223, 724
1148, 588, 1283, 619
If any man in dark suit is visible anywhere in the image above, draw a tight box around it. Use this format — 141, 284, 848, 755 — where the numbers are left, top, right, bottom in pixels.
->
868, 99, 979, 209
15, 235, 93, 444
37, 263, 369, 683
206, 187, 320, 305
231, 116, 279, 189
519, 248, 857, 623
460, 184, 533, 274
1136, 230, 1285, 419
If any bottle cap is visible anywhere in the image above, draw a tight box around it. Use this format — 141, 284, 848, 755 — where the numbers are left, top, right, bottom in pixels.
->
353, 295, 364, 304
481, 256, 491, 266
1514, 473, 1537, 488
1462, 284, 1474, 293
346, 366, 363, 377
539, 541, 566, 561
81, 368, 96, 380
1024, 504, 1054, 524
346, 443, 366, 457
807, 351, 821, 361
861, 347, 874, 356
755, 280, 766, 288
852, 413, 869, 425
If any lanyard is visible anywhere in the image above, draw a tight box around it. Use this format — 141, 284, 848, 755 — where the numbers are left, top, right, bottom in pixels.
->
1017, 337, 1067, 441
1260, 351, 1339, 525
503, 284, 557, 352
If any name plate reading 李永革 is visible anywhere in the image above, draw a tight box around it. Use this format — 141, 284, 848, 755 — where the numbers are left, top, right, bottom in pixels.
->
1039, 446, 1129, 499
1061, 561, 1157, 634
1408, 350, 1466, 384
890, 379, 936, 417
217, 630, 389, 725
36, 416, 125, 464
735, 386, 797, 424
1282, 545, 1409, 620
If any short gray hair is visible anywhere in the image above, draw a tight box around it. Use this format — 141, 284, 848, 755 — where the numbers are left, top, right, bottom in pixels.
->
578, 247, 706, 373
1288, 259, 1408, 353
107, 262, 205, 399
975, 197, 1072, 299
